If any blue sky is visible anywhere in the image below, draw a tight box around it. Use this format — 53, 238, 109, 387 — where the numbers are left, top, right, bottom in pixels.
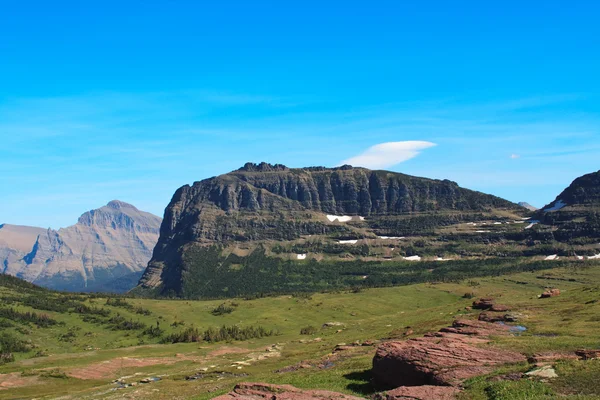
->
1, 1, 599, 228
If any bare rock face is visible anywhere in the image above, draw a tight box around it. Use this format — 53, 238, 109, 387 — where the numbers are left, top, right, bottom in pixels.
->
374, 385, 460, 400
2, 201, 161, 292
541, 288, 561, 298
0, 224, 46, 276
211, 382, 364, 400
372, 319, 526, 389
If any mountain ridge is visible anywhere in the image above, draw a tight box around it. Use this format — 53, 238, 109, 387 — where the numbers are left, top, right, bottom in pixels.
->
1, 200, 161, 292
136, 163, 525, 297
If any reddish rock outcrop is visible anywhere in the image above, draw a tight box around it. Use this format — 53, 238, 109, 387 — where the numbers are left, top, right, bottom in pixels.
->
489, 304, 510, 312
472, 298, 495, 310
374, 385, 460, 400
541, 289, 560, 298
212, 382, 364, 400
528, 352, 579, 365
372, 319, 526, 388
576, 349, 600, 360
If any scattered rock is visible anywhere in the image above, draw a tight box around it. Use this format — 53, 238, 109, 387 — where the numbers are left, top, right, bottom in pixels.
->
490, 304, 510, 312
528, 352, 579, 364
472, 298, 495, 310
374, 385, 460, 400
323, 322, 345, 328
212, 382, 364, 399
525, 365, 558, 379
576, 349, 600, 360
540, 289, 561, 298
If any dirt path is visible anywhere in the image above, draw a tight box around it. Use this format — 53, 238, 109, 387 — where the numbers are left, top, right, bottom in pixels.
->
0, 372, 40, 390
69, 347, 252, 380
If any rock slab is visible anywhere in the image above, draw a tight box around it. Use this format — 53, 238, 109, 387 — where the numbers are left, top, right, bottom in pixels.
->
212, 382, 364, 400
372, 319, 527, 388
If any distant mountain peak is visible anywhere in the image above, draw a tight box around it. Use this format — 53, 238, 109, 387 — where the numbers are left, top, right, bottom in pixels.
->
518, 202, 538, 211
106, 200, 138, 210
1, 201, 162, 293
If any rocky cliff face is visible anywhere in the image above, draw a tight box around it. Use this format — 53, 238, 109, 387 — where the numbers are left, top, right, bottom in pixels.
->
541, 170, 600, 211
1, 201, 161, 292
137, 163, 522, 296
0, 224, 47, 275
535, 170, 600, 241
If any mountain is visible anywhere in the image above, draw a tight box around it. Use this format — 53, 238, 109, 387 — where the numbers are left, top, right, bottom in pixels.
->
518, 202, 538, 211
535, 170, 600, 241
1, 201, 161, 292
541, 170, 600, 211
135, 163, 524, 298
0, 224, 46, 274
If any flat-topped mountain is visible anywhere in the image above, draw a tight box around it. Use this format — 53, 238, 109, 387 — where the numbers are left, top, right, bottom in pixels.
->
1, 201, 161, 292
136, 163, 525, 298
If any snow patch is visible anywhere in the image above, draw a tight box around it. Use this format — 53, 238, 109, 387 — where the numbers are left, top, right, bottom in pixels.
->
359, 216, 365, 221
378, 236, 405, 240
327, 215, 353, 222
588, 254, 600, 260
476, 230, 491, 233
544, 254, 558, 261
493, 222, 502, 225
403, 255, 421, 261
576, 256, 584, 260
296, 254, 307, 260
525, 220, 539, 229
544, 199, 567, 212
435, 257, 451, 261
338, 240, 358, 244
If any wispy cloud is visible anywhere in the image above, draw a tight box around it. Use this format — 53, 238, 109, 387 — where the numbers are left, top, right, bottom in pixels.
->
340, 141, 437, 169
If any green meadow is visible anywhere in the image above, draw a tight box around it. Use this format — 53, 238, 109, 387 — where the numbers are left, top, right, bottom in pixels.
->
0, 261, 599, 399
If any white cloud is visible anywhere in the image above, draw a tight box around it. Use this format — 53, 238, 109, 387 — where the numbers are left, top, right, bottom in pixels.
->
510, 154, 520, 159
340, 141, 436, 169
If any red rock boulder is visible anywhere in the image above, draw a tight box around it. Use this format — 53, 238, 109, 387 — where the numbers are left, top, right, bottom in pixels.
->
372, 319, 526, 388
212, 382, 364, 400
540, 289, 560, 298
374, 385, 460, 399
472, 298, 495, 310
372, 336, 526, 388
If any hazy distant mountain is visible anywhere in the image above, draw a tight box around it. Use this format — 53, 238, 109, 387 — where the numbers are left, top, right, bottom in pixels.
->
517, 202, 538, 211
0, 224, 47, 275
1, 201, 161, 292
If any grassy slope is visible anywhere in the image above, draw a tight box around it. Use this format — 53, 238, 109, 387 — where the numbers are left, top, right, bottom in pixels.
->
0, 262, 599, 399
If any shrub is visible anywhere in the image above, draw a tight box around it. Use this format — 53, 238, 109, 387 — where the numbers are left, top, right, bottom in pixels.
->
300, 326, 318, 335
211, 303, 235, 316
107, 314, 146, 331
0, 307, 58, 328
162, 324, 278, 344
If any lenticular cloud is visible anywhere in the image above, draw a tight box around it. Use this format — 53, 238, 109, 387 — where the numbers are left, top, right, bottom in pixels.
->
341, 141, 436, 169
